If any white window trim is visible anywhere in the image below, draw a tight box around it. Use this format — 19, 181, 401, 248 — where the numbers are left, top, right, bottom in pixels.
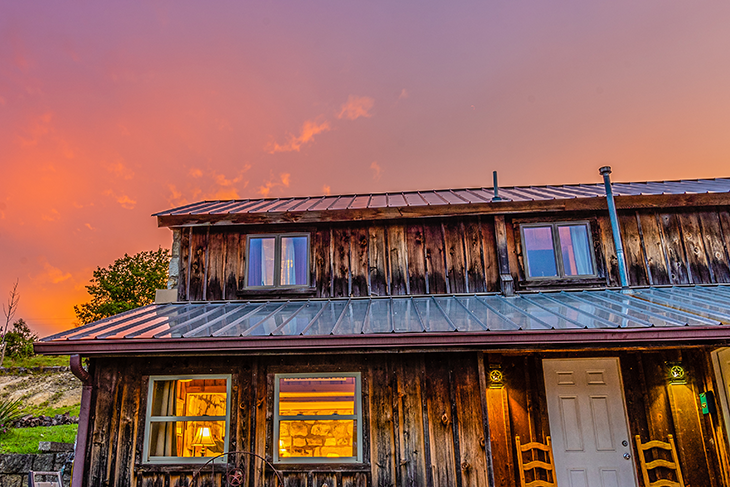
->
520, 221, 597, 280
245, 233, 311, 289
143, 374, 232, 464
274, 372, 363, 464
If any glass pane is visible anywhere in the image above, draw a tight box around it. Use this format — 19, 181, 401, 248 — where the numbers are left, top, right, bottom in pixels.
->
151, 379, 227, 417
280, 236, 308, 286
248, 237, 275, 286
149, 420, 226, 458
278, 376, 356, 416
524, 227, 558, 277
558, 225, 593, 275
279, 420, 356, 459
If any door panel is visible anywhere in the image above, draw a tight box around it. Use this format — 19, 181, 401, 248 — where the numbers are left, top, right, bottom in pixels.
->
543, 358, 637, 487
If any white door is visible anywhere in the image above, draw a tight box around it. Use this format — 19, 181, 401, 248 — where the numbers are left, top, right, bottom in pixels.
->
712, 348, 730, 442
542, 358, 637, 487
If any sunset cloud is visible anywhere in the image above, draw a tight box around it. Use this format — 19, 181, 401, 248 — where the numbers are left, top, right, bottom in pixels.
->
106, 160, 135, 180
258, 173, 291, 197
371, 161, 382, 180
34, 259, 72, 285
267, 120, 331, 153
337, 95, 374, 120
189, 168, 203, 178
116, 195, 136, 209
322, 185, 331, 195
399, 89, 409, 100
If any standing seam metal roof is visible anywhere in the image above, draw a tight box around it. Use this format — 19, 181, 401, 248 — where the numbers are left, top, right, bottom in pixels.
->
153, 178, 730, 217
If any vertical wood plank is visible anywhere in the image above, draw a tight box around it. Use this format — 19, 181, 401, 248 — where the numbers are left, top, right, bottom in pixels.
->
388, 224, 410, 296
637, 212, 670, 285
679, 212, 713, 283
618, 212, 649, 286
188, 228, 208, 301
479, 217, 500, 293
312, 228, 332, 298
406, 223, 428, 295
425, 355, 458, 487
350, 226, 370, 297
370, 359, 396, 487
452, 354, 489, 487
206, 230, 226, 300
596, 215, 619, 287
424, 221, 448, 294
699, 211, 730, 283
369, 226, 389, 296
88, 363, 118, 487
396, 356, 428, 487
659, 213, 690, 284
443, 221, 467, 294
332, 226, 351, 298
463, 220, 487, 293
485, 358, 514, 487
224, 232, 246, 300
113, 364, 141, 487
177, 228, 190, 301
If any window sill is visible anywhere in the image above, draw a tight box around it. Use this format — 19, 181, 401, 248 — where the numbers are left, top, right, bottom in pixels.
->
236, 287, 317, 298
519, 277, 607, 291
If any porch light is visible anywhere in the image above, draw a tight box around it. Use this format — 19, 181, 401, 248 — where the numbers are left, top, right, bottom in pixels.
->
667, 362, 686, 385
488, 365, 504, 389
192, 426, 216, 456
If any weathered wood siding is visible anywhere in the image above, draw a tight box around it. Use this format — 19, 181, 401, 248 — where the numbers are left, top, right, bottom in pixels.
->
178, 217, 500, 301
83, 353, 492, 487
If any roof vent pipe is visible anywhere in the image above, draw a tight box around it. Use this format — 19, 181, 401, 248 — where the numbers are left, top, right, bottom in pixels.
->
599, 166, 630, 290
492, 171, 502, 201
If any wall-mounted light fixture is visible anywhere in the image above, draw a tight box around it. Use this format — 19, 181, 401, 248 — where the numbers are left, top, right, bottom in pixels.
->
666, 362, 686, 385
488, 364, 504, 389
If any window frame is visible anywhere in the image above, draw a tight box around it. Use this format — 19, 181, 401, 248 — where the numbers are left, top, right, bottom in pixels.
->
245, 233, 311, 289
273, 372, 363, 464
143, 374, 232, 465
520, 221, 597, 280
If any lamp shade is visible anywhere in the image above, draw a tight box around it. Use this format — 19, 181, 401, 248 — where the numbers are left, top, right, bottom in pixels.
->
192, 426, 216, 447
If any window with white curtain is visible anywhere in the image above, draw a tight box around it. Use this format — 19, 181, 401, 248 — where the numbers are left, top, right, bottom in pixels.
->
143, 375, 231, 464
246, 234, 310, 288
521, 222, 596, 279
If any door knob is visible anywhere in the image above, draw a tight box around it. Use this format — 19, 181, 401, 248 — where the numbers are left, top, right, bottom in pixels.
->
622, 440, 628, 447
623, 453, 631, 460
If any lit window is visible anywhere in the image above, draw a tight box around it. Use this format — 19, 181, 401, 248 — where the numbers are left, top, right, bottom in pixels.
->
274, 373, 362, 463
247, 234, 309, 288
144, 375, 231, 463
522, 223, 595, 278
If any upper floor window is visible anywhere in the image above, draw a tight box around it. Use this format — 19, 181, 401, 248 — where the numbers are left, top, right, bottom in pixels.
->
144, 375, 231, 464
247, 234, 309, 288
274, 373, 362, 463
521, 222, 595, 278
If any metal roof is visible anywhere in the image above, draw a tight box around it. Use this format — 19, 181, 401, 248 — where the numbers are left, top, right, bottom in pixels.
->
154, 178, 730, 218
36, 286, 730, 355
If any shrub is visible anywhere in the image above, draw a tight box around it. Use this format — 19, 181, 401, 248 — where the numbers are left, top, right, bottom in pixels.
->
0, 397, 22, 434
3, 319, 37, 359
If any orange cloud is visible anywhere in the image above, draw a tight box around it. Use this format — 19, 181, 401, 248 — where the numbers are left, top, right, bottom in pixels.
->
267, 120, 331, 153
34, 259, 72, 285
189, 168, 203, 178
371, 161, 382, 180
337, 95, 374, 120
106, 159, 135, 180
398, 89, 409, 99
258, 173, 291, 197
104, 190, 137, 209
322, 185, 331, 195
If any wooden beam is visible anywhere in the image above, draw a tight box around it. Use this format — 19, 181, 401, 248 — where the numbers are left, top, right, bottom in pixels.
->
493, 215, 513, 296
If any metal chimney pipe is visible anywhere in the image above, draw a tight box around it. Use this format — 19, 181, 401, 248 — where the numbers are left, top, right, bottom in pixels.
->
599, 166, 630, 289
492, 171, 502, 201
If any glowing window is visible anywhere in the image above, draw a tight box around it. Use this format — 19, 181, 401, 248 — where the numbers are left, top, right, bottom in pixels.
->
247, 234, 309, 288
274, 373, 362, 463
144, 375, 231, 464
522, 222, 595, 278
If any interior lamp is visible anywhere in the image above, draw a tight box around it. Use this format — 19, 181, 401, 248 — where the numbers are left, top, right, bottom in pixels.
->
667, 362, 686, 385
192, 426, 216, 456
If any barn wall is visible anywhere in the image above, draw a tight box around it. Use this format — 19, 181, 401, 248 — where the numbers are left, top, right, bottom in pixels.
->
178, 216, 500, 301
82, 352, 492, 487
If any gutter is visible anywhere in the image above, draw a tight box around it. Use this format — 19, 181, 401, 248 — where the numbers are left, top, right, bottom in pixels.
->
70, 354, 91, 487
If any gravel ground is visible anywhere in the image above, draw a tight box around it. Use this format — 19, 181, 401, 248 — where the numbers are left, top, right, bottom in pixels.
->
0, 371, 81, 409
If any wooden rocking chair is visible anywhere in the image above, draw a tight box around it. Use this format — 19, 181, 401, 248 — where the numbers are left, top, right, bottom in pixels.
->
635, 434, 685, 487
515, 436, 557, 487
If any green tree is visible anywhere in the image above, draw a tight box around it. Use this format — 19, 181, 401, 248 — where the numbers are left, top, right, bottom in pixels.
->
3, 319, 37, 359
74, 248, 170, 325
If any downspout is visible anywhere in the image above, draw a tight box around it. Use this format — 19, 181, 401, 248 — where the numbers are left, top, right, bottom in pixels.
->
599, 166, 630, 290
70, 354, 92, 487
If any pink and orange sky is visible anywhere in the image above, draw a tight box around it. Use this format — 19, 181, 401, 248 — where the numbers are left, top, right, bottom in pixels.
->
2, 1, 730, 336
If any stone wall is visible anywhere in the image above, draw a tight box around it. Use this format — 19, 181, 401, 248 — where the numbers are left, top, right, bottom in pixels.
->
0, 453, 72, 487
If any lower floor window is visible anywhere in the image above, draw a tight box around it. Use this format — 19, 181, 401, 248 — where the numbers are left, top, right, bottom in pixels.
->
144, 375, 231, 463
274, 373, 362, 463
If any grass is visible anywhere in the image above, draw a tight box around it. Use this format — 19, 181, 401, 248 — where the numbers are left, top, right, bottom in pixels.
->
21, 403, 81, 418
0, 424, 78, 454
1, 355, 70, 368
